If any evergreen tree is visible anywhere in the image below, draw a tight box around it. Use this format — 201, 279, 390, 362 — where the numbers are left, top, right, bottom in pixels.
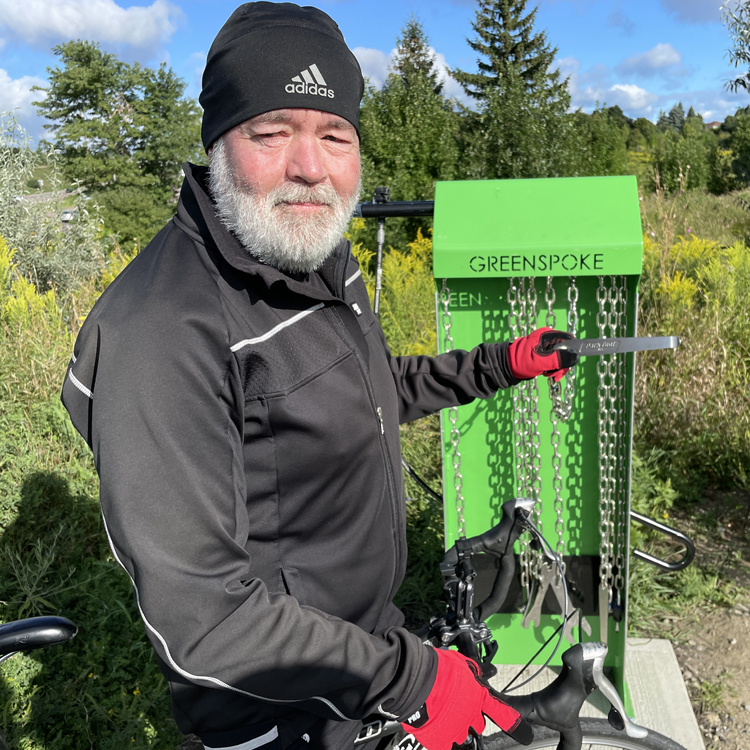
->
359, 16, 458, 248
667, 102, 685, 132
391, 14, 443, 94
450, 0, 565, 102
33, 40, 202, 246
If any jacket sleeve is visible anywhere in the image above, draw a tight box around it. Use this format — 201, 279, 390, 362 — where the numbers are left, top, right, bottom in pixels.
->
377, 327, 519, 425
61, 276, 436, 724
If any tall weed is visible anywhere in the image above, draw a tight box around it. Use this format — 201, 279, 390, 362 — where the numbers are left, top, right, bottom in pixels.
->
636, 233, 750, 494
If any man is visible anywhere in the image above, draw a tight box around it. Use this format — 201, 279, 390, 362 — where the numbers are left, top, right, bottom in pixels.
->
61, 4, 576, 750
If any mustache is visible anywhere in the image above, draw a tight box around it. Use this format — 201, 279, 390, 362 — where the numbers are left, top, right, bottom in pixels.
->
267, 182, 341, 207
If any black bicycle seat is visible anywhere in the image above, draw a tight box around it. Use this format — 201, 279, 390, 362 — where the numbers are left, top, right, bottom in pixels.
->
0, 616, 77, 656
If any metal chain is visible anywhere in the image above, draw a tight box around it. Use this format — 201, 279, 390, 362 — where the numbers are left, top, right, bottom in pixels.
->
597, 277, 615, 604
545, 276, 556, 328
440, 279, 465, 539
614, 277, 629, 594
508, 278, 533, 592
545, 277, 566, 572
563, 278, 579, 415
525, 279, 543, 541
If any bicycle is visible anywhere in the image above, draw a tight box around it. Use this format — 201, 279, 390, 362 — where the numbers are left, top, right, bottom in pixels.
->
0, 615, 77, 750
353, 497, 688, 750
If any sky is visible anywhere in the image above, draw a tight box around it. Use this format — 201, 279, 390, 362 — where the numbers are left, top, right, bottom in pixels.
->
0, 0, 748, 144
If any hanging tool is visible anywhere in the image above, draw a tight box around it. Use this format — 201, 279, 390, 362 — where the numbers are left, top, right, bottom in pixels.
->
549, 335, 680, 357
522, 560, 591, 644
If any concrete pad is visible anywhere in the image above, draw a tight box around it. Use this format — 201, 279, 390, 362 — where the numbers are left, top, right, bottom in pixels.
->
486, 638, 704, 749
627, 638, 704, 750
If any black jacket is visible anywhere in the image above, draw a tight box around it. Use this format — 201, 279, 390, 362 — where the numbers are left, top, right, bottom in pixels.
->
61, 163, 518, 749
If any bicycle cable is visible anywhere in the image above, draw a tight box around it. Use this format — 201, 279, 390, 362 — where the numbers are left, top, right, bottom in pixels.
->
400, 456, 443, 504
499, 516, 569, 693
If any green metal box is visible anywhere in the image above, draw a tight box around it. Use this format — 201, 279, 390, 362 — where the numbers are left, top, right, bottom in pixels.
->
433, 176, 643, 694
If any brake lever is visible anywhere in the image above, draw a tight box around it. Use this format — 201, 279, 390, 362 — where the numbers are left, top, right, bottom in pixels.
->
584, 643, 648, 739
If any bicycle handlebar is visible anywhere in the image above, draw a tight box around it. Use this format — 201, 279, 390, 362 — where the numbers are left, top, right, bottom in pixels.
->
501, 642, 648, 750
435, 498, 650, 750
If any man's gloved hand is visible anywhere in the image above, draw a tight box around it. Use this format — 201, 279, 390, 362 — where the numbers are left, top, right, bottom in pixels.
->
401, 649, 532, 750
508, 327, 579, 383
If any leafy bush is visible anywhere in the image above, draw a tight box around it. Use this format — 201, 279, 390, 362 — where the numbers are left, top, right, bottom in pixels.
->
650, 130, 708, 192
0, 112, 111, 294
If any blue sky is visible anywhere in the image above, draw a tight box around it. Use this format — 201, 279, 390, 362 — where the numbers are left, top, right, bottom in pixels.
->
0, 0, 748, 144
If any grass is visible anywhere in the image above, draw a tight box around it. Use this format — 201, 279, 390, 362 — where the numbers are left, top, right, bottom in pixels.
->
640, 185, 750, 249
699, 671, 735, 714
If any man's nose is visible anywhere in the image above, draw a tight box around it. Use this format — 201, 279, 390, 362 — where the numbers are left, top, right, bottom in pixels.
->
286, 135, 326, 184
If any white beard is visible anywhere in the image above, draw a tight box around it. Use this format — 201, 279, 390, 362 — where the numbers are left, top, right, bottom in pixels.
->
208, 137, 361, 274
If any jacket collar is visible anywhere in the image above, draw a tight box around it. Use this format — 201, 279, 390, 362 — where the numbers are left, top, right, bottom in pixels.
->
177, 162, 348, 302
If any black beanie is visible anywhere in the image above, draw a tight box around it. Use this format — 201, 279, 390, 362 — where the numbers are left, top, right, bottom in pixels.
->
200, 2, 364, 150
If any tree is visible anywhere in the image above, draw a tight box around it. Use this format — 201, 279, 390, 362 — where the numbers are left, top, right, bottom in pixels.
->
33, 41, 202, 246
729, 113, 750, 186
449, 0, 572, 181
568, 108, 629, 177
667, 102, 685, 132
458, 66, 574, 181
723, 1, 750, 93
630, 117, 659, 150
391, 14, 443, 94
652, 129, 708, 192
359, 17, 459, 249
450, 0, 565, 103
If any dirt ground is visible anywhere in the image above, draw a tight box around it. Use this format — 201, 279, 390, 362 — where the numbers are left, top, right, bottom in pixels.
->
666, 490, 750, 750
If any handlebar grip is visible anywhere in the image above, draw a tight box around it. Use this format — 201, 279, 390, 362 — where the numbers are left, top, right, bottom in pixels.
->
473, 551, 515, 623
470, 498, 532, 621
501, 645, 592, 750
556, 724, 583, 750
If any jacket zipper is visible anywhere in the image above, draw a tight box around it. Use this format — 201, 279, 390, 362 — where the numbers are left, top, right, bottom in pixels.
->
329, 306, 404, 590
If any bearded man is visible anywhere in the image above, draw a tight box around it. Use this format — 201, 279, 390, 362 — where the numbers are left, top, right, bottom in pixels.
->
61, 4, 575, 750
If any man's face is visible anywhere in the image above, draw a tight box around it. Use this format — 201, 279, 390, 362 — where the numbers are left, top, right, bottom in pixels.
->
209, 108, 362, 273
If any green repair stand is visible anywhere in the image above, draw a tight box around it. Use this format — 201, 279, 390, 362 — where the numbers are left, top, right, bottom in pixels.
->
432, 176, 643, 705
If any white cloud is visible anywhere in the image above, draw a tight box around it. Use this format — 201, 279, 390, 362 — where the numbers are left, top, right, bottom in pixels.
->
0, 0, 181, 53
353, 45, 472, 105
558, 56, 659, 116
617, 43, 683, 78
0, 69, 48, 142
608, 84, 659, 111
353, 46, 393, 90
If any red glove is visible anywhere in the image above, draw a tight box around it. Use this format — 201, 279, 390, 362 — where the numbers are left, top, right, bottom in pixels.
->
508, 327, 578, 382
401, 649, 532, 750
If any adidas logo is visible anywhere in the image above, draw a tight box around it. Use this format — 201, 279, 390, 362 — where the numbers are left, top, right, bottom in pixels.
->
285, 63, 335, 99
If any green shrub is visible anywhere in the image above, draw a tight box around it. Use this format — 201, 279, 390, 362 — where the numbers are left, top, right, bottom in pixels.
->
0, 113, 111, 294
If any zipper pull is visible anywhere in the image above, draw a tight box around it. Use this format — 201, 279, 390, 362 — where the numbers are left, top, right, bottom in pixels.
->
376, 407, 384, 435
